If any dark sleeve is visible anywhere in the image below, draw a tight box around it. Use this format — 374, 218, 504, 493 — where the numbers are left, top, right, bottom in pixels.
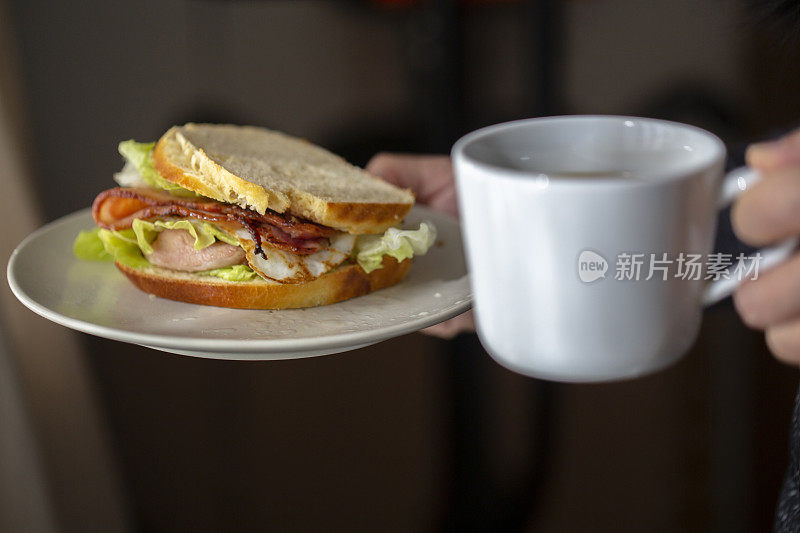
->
774, 386, 800, 532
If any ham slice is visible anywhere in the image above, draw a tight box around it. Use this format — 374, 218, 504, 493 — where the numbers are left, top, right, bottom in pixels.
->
146, 229, 246, 272
92, 187, 335, 255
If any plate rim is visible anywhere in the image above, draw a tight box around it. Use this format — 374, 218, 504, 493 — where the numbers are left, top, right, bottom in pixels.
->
8, 207, 472, 354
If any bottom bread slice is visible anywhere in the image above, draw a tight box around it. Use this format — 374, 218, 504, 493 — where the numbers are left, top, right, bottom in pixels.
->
115, 257, 412, 309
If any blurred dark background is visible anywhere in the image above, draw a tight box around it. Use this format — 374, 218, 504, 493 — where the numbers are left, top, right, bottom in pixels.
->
2, 0, 800, 531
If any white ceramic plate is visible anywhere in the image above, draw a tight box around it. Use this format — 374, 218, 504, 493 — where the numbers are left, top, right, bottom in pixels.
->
8, 206, 471, 360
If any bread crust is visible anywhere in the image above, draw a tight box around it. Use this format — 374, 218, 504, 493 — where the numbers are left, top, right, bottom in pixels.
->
115, 257, 412, 309
322, 201, 413, 235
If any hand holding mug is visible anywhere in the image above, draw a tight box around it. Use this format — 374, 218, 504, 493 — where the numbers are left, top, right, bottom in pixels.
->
733, 128, 800, 364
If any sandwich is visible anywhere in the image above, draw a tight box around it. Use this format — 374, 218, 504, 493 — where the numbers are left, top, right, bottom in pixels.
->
74, 123, 435, 309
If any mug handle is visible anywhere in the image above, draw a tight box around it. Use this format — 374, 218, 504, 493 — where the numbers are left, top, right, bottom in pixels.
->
702, 166, 799, 306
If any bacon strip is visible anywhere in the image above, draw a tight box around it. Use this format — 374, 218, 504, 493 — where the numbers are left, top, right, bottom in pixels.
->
92, 187, 334, 255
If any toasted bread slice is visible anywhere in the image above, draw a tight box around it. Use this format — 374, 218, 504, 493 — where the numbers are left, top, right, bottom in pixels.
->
115, 257, 411, 309
152, 124, 414, 234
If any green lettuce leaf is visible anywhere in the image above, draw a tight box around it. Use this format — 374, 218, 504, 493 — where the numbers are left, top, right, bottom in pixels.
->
97, 228, 151, 269
354, 222, 437, 273
203, 222, 241, 247
118, 140, 196, 197
74, 227, 148, 268
73, 228, 113, 261
131, 219, 238, 254
198, 264, 260, 282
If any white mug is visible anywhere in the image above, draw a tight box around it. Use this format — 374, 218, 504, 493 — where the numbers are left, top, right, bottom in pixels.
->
452, 116, 797, 382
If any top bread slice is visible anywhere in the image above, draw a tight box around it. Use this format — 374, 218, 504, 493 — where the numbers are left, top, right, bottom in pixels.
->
152, 123, 414, 234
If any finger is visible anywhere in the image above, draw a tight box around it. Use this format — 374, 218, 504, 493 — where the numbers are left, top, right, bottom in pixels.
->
746, 128, 800, 172
733, 251, 800, 329
366, 153, 454, 206
731, 166, 800, 246
766, 318, 800, 366
426, 181, 459, 217
420, 310, 475, 340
